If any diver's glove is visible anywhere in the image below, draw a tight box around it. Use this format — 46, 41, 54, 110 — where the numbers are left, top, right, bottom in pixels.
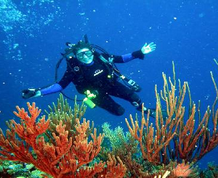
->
141, 42, 156, 54
146, 108, 168, 120
136, 105, 156, 118
142, 107, 156, 118
22, 88, 42, 99
144, 108, 156, 118
137, 106, 168, 119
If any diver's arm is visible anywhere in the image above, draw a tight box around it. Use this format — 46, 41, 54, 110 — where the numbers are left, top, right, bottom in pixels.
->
113, 42, 157, 63
42, 66, 75, 94
40, 83, 63, 95
22, 69, 72, 99
41, 69, 75, 95
121, 50, 144, 62
109, 51, 143, 63
22, 83, 63, 99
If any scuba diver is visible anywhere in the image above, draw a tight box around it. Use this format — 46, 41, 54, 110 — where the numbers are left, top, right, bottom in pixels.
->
22, 36, 156, 116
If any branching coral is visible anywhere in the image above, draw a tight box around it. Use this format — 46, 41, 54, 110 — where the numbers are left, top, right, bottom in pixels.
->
45, 94, 93, 140
0, 101, 126, 178
101, 123, 140, 177
101, 123, 138, 154
125, 62, 218, 177
199, 162, 218, 178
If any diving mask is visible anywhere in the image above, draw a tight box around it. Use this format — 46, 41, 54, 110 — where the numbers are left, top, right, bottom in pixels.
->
76, 48, 94, 64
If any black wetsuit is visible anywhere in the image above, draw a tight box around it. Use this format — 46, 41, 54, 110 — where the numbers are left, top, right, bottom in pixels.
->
57, 51, 144, 116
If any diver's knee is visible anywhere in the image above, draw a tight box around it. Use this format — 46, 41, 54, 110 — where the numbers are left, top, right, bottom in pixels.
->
114, 106, 125, 116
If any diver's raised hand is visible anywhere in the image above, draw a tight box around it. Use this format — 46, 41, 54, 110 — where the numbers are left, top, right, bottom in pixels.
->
141, 42, 156, 54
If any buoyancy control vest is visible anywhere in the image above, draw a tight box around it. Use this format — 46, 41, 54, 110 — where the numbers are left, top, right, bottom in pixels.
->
55, 41, 141, 100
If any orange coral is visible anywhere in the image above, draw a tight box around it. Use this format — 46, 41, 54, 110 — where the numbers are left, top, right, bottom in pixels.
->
0, 102, 126, 178
99, 154, 127, 177
172, 162, 192, 177
125, 103, 176, 165
126, 69, 218, 166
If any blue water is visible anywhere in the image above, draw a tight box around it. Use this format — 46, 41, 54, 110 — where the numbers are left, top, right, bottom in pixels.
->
0, 0, 218, 169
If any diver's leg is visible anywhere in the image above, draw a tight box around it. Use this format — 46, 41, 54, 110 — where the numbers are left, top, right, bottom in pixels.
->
108, 82, 157, 117
108, 82, 142, 107
93, 93, 125, 116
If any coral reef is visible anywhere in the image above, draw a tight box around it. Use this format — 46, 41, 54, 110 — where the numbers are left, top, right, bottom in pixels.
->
0, 160, 47, 178
1, 62, 218, 177
199, 162, 218, 178
101, 123, 141, 177
45, 94, 92, 140
0, 99, 126, 178
124, 62, 218, 177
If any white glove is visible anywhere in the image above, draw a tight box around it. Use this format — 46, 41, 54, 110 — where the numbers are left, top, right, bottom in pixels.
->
141, 42, 156, 54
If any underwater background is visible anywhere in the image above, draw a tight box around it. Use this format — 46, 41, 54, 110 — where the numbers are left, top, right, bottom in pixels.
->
0, 0, 218, 170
